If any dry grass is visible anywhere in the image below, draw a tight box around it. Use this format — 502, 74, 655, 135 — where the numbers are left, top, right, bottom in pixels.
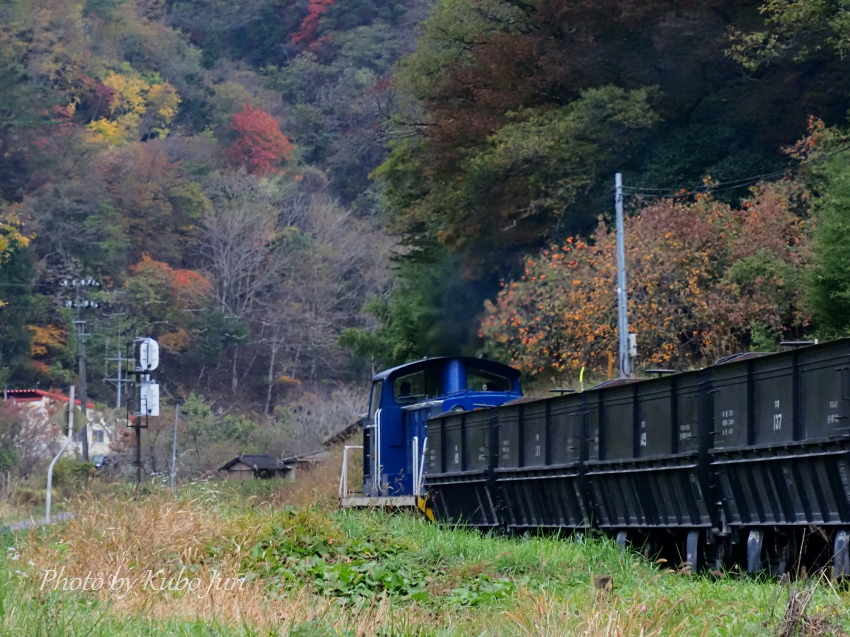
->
265, 444, 354, 509
13, 447, 428, 634
22, 493, 250, 613
503, 590, 701, 637
17, 493, 377, 632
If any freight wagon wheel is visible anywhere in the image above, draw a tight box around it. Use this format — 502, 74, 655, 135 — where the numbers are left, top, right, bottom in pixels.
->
685, 531, 702, 573
615, 531, 628, 553
746, 529, 795, 577
679, 532, 719, 573
766, 533, 795, 577
614, 531, 659, 561
637, 534, 658, 561
835, 530, 850, 579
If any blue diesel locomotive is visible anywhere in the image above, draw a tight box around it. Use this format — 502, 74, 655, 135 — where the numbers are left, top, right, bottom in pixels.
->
361, 356, 522, 499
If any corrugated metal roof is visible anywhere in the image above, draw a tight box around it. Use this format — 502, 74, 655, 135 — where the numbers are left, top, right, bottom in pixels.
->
4, 389, 95, 409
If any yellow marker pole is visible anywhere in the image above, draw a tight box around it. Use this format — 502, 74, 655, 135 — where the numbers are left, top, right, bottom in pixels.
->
580, 366, 585, 392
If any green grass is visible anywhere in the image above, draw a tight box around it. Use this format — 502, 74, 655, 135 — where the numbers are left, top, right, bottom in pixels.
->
322, 511, 848, 634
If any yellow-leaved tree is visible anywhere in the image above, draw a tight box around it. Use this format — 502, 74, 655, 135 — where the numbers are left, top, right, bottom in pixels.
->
88, 66, 180, 144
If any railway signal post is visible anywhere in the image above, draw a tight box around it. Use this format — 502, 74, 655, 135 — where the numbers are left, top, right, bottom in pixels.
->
131, 337, 160, 486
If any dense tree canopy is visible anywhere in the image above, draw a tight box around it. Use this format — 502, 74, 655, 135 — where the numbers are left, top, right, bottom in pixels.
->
381, 0, 849, 264
0, 0, 398, 416
346, 0, 850, 367
481, 182, 811, 376
3, 0, 850, 428
227, 104, 294, 175
797, 121, 850, 335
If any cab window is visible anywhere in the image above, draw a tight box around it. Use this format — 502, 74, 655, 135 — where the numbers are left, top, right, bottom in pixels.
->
393, 369, 441, 404
369, 381, 382, 418
467, 367, 511, 392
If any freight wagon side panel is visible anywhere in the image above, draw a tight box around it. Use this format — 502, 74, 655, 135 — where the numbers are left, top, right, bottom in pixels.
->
714, 342, 850, 527
588, 373, 712, 530
424, 411, 501, 527
496, 395, 591, 530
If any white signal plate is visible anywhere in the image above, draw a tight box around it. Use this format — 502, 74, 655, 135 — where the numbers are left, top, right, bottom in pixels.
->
139, 381, 160, 417
136, 337, 160, 371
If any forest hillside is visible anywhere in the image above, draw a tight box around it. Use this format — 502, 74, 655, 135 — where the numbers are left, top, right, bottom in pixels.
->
346, 0, 850, 380
3, 0, 850, 471
0, 0, 433, 468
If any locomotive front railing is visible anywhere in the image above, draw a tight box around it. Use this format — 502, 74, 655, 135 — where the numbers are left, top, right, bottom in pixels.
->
338, 445, 363, 498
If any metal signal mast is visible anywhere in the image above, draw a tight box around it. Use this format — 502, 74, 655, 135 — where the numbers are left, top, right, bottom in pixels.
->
132, 337, 160, 485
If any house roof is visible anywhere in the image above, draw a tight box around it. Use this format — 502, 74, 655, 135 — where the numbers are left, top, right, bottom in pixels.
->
219, 454, 281, 472
4, 389, 95, 409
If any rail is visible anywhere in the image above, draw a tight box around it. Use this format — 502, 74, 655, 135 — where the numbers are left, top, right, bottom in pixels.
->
338, 445, 363, 498
418, 436, 428, 494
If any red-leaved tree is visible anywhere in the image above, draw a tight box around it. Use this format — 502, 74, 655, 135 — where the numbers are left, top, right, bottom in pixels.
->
290, 0, 337, 46
126, 255, 213, 352
228, 104, 294, 175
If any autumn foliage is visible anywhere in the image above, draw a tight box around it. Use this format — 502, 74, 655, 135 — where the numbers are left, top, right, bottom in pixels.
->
27, 325, 67, 376
129, 255, 212, 307
480, 182, 812, 376
291, 0, 337, 46
126, 255, 212, 352
228, 104, 294, 175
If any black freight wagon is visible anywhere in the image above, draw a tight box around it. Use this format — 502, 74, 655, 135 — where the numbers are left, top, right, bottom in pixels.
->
426, 408, 501, 527
495, 394, 591, 532
709, 342, 850, 574
422, 339, 850, 576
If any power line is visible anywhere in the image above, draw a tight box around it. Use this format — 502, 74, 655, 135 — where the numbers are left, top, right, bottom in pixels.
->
622, 165, 794, 192
620, 141, 850, 199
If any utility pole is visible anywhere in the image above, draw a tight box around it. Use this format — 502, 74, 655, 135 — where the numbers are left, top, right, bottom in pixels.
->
116, 348, 123, 408
74, 298, 88, 461
62, 278, 100, 461
171, 403, 179, 490
46, 386, 74, 523
615, 173, 634, 378
104, 345, 130, 409
136, 415, 143, 486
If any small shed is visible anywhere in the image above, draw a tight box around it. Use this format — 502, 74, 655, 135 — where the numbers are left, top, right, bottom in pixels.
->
218, 454, 289, 480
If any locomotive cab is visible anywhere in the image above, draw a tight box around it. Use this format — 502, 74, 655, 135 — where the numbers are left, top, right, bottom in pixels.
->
362, 357, 521, 498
